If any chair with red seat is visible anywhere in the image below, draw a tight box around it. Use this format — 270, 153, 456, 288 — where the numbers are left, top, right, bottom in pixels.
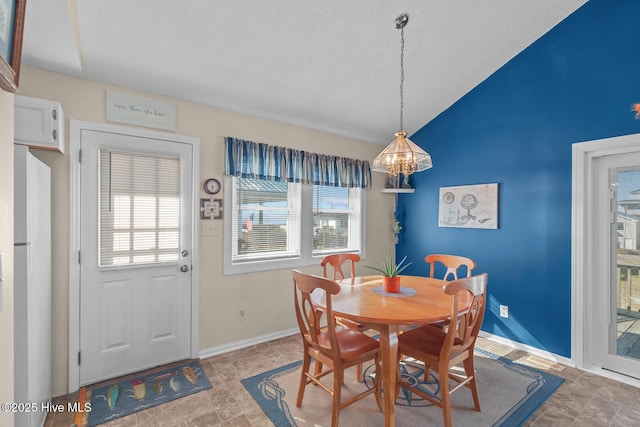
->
425, 254, 476, 280
321, 253, 369, 380
293, 270, 383, 427
396, 273, 488, 427
321, 253, 360, 281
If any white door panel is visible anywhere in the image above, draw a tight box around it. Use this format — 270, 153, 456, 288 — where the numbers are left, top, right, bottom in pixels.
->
79, 129, 193, 385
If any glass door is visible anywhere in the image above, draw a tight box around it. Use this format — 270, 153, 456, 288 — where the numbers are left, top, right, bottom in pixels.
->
608, 166, 640, 378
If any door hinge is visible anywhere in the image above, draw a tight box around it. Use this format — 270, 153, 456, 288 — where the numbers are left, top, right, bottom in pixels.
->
78, 149, 82, 163
52, 129, 57, 141
78, 351, 81, 365
78, 251, 81, 264
52, 109, 57, 120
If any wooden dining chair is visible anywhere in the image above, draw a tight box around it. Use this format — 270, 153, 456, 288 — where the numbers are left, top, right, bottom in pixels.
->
396, 273, 488, 427
321, 253, 368, 380
321, 253, 360, 281
425, 254, 476, 280
293, 270, 383, 427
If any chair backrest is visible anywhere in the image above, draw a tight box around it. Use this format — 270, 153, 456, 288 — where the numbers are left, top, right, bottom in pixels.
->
321, 253, 360, 281
425, 254, 476, 280
293, 269, 341, 355
441, 273, 488, 355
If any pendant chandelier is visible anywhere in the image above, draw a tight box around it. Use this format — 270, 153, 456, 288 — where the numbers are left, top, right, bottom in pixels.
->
372, 14, 433, 177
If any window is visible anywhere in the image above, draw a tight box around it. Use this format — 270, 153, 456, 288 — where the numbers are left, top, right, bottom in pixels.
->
99, 150, 180, 267
223, 136, 371, 274
618, 222, 625, 231
313, 185, 361, 255
231, 177, 301, 261
225, 176, 364, 274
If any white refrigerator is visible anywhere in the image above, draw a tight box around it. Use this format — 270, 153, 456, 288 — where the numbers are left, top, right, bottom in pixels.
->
14, 144, 52, 427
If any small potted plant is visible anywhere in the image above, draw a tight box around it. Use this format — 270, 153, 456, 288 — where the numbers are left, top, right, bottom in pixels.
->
366, 251, 412, 293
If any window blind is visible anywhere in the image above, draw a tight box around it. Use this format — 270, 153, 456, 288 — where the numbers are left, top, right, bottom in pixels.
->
312, 185, 361, 254
99, 150, 181, 266
231, 177, 301, 262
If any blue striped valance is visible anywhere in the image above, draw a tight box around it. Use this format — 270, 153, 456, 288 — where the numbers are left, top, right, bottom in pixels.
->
223, 137, 371, 189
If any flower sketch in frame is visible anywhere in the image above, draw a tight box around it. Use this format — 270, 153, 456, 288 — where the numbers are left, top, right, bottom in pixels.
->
0, 0, 26, 93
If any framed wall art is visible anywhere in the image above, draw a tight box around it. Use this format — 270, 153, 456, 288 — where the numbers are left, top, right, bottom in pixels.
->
106, 90, 177, 131
438, 183, 498, 229
0, 0, 26, 93
200, 198, 223, 220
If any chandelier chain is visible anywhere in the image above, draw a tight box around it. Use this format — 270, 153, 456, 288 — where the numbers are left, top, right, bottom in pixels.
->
399, 26, 405, 131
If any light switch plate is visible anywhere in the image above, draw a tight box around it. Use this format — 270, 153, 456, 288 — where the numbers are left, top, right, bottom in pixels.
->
201, 222, 220, 236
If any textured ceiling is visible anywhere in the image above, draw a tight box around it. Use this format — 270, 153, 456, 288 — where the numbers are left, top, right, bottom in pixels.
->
21, 0, 586, 145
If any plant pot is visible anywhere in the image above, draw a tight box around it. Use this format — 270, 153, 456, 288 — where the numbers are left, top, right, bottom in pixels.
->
383, 276, 401, 293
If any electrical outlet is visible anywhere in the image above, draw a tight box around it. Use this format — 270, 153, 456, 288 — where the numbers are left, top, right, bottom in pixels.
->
238, 306, 247, 321
499, 305, 509, 318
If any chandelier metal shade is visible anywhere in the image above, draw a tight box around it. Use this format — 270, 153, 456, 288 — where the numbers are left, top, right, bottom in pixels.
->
372, 14, 433, 177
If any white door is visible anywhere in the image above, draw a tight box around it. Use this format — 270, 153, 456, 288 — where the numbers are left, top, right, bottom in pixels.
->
593, 152, 640, 380
79, 129, 194, 385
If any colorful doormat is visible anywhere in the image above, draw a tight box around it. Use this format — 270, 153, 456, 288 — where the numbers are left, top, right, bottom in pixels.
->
241, 349, 564, 426
85, 360, 212, 426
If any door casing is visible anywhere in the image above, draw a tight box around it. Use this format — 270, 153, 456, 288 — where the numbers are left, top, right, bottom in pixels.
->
68, 119, 200, 393
573, 133, 640, 388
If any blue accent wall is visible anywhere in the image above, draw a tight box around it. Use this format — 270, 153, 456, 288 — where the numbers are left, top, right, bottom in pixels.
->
397, 0, 640, 357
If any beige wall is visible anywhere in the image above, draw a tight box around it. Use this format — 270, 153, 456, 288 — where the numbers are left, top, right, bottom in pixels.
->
19, 66, 396, 396
0, 90, 15, 426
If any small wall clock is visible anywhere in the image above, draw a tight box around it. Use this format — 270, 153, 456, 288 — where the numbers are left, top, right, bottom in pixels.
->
203, 178, 221, 195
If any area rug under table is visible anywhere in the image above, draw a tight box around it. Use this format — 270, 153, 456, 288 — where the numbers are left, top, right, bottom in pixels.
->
84, 360, 212, 426
241, 349, 564, 427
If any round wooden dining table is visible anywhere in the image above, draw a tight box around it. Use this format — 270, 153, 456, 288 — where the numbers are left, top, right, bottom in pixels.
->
311, 275, 472, 427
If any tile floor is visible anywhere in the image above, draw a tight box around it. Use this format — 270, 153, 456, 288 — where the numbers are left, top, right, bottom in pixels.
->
45, 335, 640, 426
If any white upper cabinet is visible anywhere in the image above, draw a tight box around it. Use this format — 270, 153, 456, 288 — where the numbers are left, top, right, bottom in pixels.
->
14, 95, 65, 153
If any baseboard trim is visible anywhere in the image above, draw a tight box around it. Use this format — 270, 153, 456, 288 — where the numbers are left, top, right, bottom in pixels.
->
198, 328, 299, 359
479, 331, 575, 367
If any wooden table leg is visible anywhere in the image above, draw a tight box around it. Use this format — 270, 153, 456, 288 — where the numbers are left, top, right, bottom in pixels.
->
377, 324, 399, 427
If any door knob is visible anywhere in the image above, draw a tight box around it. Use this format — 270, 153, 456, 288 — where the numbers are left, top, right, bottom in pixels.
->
180, 265, 189, 272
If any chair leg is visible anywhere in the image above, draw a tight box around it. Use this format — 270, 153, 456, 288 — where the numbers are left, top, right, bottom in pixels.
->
297, 354, 311, 407
395, 352, 403, 402
424, 364, 432, 383
357, 363, 362, 382
331, 368, 343, 427
374, 355, 383, 412
463, 356, 481, 411
438, 361, 453, 427
314, 359, 323, 378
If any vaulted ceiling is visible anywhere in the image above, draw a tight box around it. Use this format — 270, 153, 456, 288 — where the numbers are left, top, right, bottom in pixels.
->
21, 0, 586, 144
